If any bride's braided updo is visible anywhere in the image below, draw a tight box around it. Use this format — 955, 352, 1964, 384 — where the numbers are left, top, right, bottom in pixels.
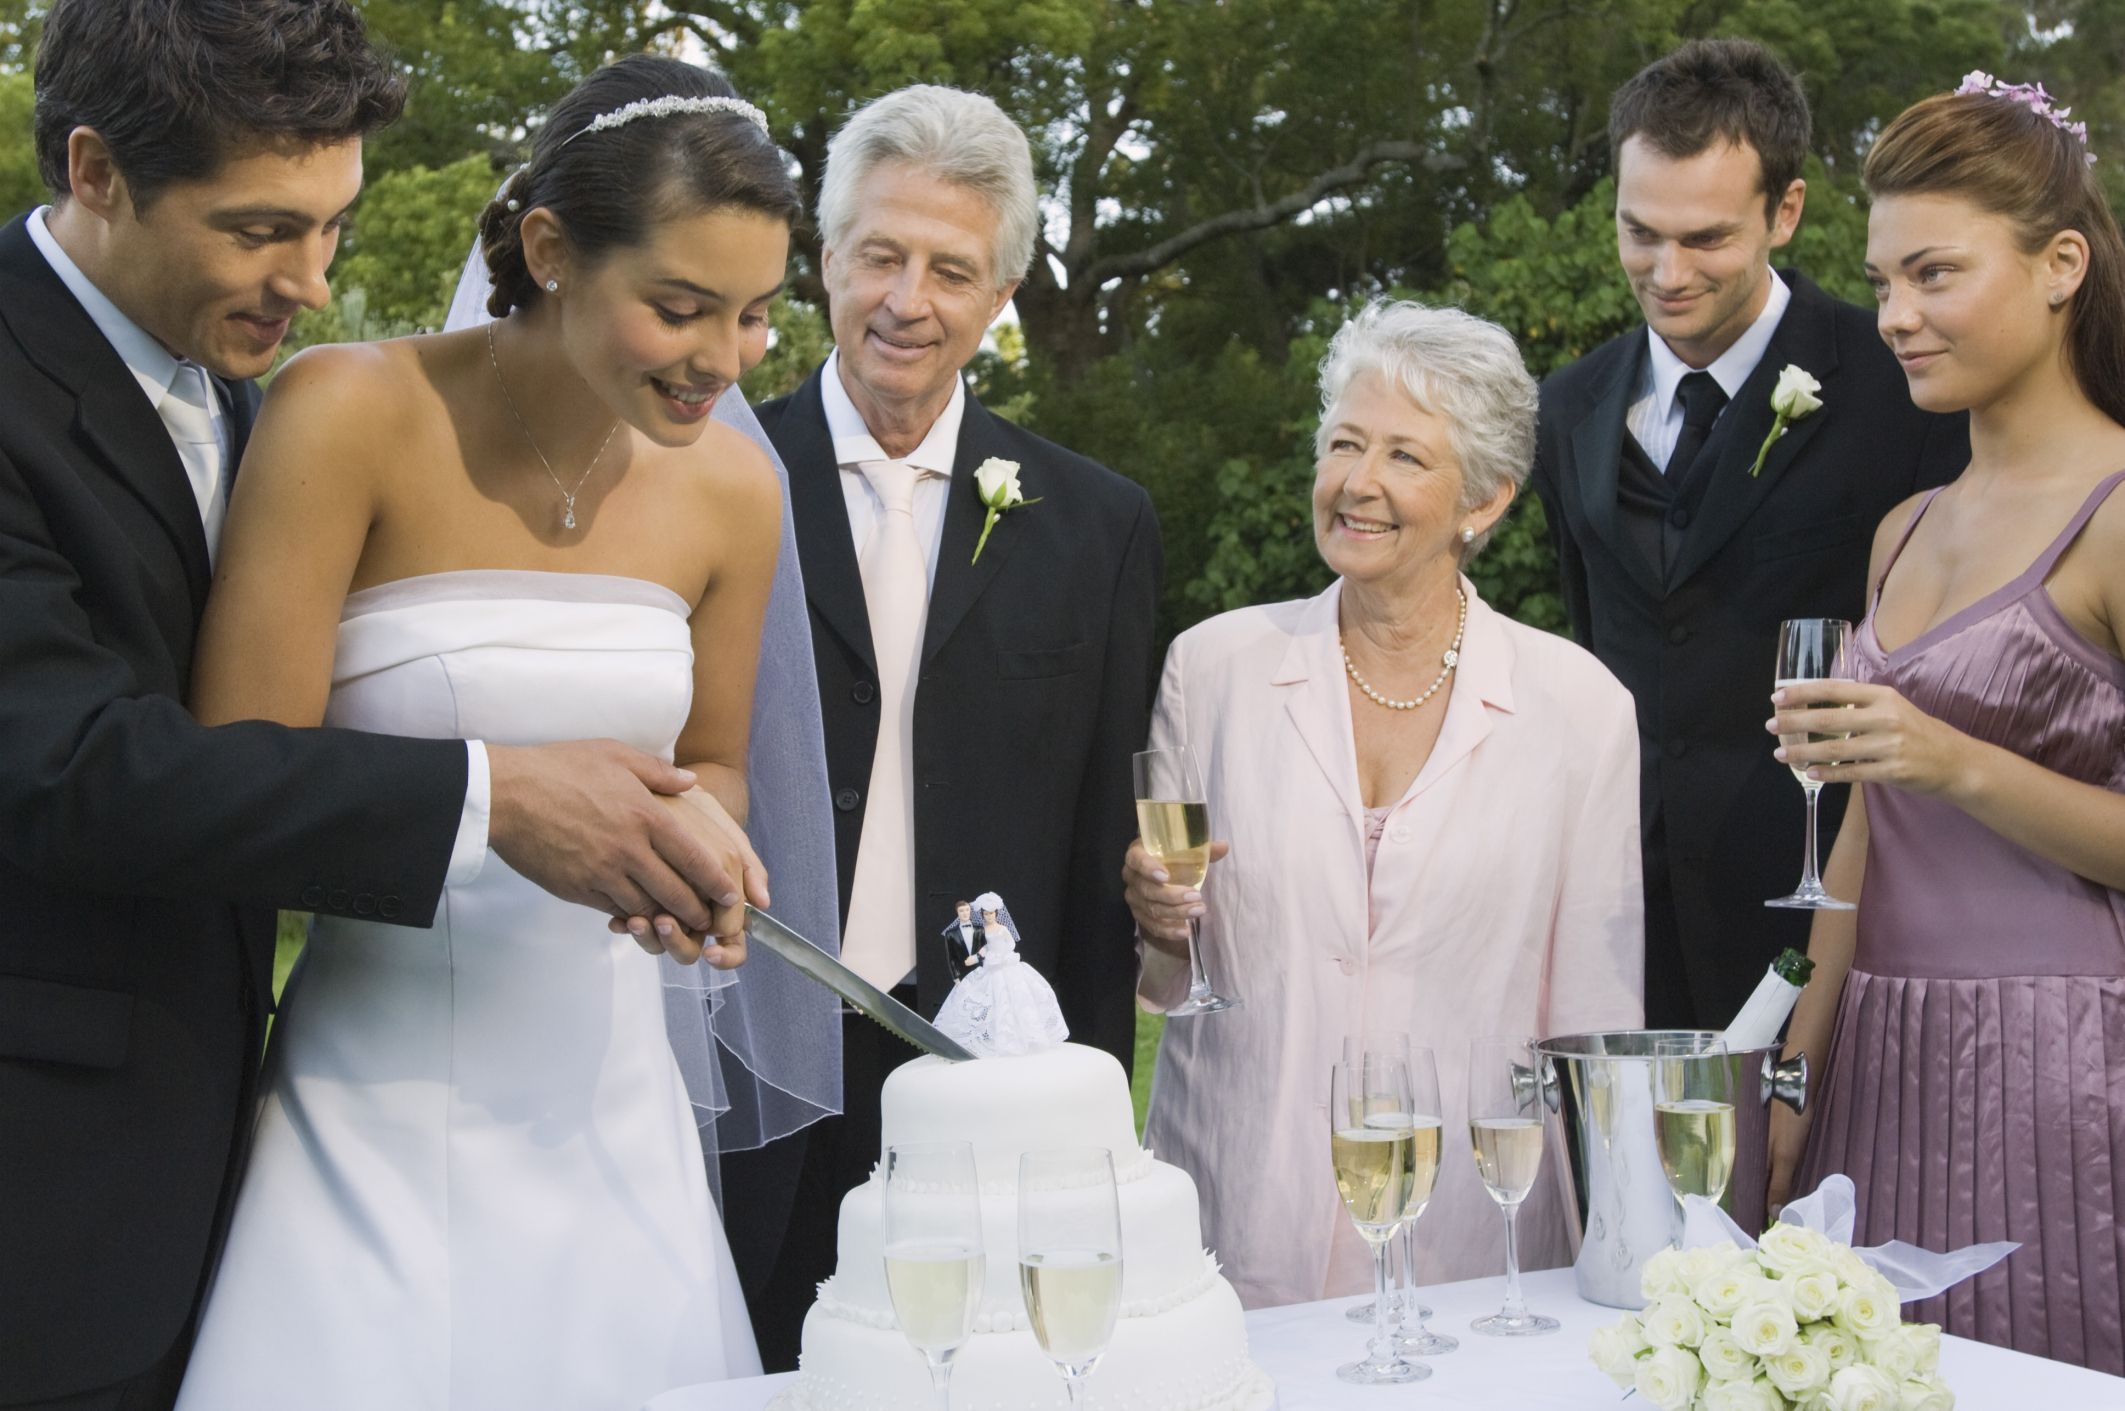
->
477, 54, 799, 318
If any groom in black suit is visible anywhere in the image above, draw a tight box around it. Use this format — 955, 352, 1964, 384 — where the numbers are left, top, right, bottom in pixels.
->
728, 84, 1162, 1368
2, 7, 756, 1407
944, 899, 983, 979
1529, 39, 1966, 1031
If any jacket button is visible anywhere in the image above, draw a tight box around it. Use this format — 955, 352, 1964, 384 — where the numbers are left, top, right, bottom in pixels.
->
353, 893, 377, 916
835, 787, 861, 812
1665, 737, 1687, 759
1388, 826, 1412, 845
851, 681, 876, 705
1667, 623, 1689, 645
300, 885, 324, 909
1669, 506, 1692, 529
1337, 957, 1357, 975
379, 896, 403, 920
326, 889, 351, 911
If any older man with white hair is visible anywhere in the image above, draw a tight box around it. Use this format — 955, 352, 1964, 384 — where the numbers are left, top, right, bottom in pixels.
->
732, 84, 1163, 1365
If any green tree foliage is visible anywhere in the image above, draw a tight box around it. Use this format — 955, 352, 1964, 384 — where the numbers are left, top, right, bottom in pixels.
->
0, 0, 2105, 634
0, 70, 37, 221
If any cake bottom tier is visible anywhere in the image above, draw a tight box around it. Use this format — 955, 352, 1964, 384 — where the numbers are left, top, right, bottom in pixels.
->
774, 1278, 1274, 1411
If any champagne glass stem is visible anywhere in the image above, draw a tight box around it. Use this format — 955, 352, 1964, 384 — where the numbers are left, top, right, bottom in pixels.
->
1061, 1374, 1089, 1411
926, 1356, 954, 1411
1185, 915, 1213, 1003
1800, 784, 1825, 895
1498, 1204, 1528, 1322
1369, 1237, 1396, 1365
1397, 1222, 1415, 1322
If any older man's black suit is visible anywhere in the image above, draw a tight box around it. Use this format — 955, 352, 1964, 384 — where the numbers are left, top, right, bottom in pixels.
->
0, 217, 467, 1407
729, 366, 1162, 1366
1529, 270, 1965, 1030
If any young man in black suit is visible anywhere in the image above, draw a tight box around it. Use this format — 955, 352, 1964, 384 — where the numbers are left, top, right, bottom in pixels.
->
1529, 39, 1967, 1032
1, 6, 753, 1407
728, 84, 1162, 1368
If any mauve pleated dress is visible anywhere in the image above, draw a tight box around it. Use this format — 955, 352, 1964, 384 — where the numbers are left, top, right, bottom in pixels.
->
1798, 470, 2125, 1373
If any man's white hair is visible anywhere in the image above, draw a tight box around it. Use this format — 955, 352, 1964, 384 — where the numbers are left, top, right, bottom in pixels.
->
816, 84, 1038, 287
1315, 299, 1538, 555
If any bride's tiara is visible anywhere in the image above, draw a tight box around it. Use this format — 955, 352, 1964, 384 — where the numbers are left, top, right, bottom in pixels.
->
560, 94, 770, 147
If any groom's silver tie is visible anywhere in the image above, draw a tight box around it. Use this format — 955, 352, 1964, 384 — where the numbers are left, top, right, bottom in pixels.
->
159, 362, 227, 561
842, 458, 933, 990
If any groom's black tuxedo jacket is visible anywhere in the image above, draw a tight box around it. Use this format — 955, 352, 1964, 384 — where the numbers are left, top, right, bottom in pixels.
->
757, 368, 1162, 1067
1529, 270, 1966, 1029
0, 216, 468, 1403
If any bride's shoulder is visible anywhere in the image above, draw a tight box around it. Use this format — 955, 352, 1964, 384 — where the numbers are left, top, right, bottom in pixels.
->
674, 417, 780, 525
264, 337, 438, 432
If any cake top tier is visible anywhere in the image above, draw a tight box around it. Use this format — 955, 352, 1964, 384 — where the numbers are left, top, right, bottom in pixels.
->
880, 1043, 1143, 1184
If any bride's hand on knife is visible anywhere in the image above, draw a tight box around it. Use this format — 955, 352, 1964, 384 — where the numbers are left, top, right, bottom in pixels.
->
610, 787, 767, 968
1122, 837, 1230, 957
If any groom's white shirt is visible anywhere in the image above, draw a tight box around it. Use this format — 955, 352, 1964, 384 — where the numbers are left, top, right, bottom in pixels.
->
26, 206, 490, 887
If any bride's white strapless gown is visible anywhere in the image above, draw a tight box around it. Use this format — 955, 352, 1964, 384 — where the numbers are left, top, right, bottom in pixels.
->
176, 571, 759, 1410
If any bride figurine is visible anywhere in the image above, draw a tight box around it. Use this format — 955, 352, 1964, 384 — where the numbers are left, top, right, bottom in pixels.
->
934, 892, 1071, 1057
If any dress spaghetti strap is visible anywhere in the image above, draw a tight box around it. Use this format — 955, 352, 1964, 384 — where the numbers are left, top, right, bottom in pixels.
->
1871, 486, 1949, 614
2024, 467, 2125, 586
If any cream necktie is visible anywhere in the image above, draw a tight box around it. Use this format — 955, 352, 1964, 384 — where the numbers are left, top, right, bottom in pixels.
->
159, 363, 227, 561
841, 459, 932, 990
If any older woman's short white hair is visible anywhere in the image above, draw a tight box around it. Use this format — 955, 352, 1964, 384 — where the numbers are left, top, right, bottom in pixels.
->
816, 85, 1038, 287
1316, 299, 1538, 555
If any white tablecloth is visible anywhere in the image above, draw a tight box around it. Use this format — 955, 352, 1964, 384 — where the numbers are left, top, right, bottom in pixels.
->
644, 1268, 2125, 1411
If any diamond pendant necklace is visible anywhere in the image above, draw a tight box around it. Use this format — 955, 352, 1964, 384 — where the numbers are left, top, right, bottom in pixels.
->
1341, 589, 1467, 711
487, 322, 619, 531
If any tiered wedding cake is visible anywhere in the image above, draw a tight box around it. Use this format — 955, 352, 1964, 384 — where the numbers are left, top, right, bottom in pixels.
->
777, 1043, 1274, 1411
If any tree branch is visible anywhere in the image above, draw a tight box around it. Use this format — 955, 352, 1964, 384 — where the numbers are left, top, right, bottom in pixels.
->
1078, 139, 1464, 288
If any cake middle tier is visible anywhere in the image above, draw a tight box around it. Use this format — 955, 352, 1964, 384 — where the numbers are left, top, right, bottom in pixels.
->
829, 1159, 1216, 1320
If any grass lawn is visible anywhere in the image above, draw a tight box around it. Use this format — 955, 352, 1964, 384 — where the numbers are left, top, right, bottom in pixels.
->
274, 913, 1167, 1133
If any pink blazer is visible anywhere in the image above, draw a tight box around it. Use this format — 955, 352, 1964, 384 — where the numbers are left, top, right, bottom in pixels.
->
1139, 579, 1644, 1310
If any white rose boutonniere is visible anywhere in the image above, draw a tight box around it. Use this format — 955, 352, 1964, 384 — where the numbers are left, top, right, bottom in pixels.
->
1748, 364, 1824, 477
971, 457, 1041, 563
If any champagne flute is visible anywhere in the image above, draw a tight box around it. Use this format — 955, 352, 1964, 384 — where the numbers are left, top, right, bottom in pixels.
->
1018, 1148, 1124, 1411
1132, 747, 1238, 1015
1467, 1036, 1559, 1337
1330, 1053, 1428, 1384
1390, 1046, 1456, 1357
1766, 617, 1857, 910
883, 1142, 985, 1411
1652, 1035, 1738, 1231
1336, 1036, 1434, 1335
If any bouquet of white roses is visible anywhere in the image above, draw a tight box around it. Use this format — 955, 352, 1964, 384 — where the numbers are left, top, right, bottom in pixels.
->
1588, 1225, 1954, 1411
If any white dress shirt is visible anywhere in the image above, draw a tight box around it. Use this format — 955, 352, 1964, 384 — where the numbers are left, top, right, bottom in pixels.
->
821, 348, 966, 589
26, 207, 489, 887
1626, 269, 1790, 472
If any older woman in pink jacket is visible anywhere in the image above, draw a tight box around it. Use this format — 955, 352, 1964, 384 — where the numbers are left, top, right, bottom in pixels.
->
1127, 299, 1644, 1312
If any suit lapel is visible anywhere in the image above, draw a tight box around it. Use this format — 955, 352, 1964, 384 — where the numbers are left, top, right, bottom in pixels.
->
922, 391, 1019, 667
1567, 337, 1664, 600
0, 218, 212, 609
1667, 272, 1841, 589
1273, 583, 1365, 828
779, 369, 877, 672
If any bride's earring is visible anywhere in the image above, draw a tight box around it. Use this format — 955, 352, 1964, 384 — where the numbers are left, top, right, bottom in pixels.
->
545, 279, 560, 294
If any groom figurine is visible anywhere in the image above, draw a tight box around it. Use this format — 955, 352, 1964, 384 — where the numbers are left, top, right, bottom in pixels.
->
945, 899, 982, 979
2, 6, 753, 1407
1529, 39, 1966, 1030
732, 84, 1161, 1367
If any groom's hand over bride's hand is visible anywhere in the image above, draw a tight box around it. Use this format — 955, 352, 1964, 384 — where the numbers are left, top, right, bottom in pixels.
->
633, 790, 765, 968
487, 741, 743, 934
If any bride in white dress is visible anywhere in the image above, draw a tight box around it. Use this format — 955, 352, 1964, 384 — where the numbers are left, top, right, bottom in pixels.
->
173, 58, 818, 1409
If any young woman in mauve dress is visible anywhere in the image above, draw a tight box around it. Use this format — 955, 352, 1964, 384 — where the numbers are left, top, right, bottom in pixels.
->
1765, 77, 2125, 1373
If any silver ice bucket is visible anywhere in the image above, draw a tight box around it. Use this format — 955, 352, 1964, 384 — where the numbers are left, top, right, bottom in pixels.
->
1533, 1030, 1808, 1309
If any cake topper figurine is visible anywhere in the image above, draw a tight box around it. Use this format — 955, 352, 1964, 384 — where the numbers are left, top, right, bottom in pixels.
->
932, 891, 1070, 1056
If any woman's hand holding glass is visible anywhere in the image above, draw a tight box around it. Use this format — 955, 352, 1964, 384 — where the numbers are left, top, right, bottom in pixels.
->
1766, 618, 1855, 910
883, 1142, 985, 1411
1121, 837, 1232, 958
1129, 747, 1238, 1014
1329, 1052, 1429, 1384
1771, 677, 1977, 797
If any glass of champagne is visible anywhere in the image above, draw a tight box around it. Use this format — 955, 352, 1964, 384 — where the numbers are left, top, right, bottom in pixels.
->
1652, 1035, 1738, 1233
1336, 1037, 1434, 1336
883, 1142, 986, 1411
1467, 1036, 1559, 1337
1330, 1052, 1428, 1384
1018, 1148, 1124, 1411
1132, 746, 1237, 1015
1391, 1046, 1456, 1357
1767, 617, 1857, 910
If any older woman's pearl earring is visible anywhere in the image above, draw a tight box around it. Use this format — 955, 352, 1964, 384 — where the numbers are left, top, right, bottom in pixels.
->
1460, 525, 1477, 544
545, 279, 560, 294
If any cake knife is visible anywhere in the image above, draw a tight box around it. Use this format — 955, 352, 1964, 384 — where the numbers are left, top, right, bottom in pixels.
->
743, 906, 977, 1062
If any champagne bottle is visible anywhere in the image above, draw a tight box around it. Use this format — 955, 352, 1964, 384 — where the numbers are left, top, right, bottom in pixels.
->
1719, 947, 1816, 1051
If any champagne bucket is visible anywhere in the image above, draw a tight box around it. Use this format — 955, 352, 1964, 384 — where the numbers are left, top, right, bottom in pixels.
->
1532, 1030, 1808, 1309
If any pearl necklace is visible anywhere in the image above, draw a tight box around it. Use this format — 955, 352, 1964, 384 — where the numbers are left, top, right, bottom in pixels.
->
1340, 590, 1467, 711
